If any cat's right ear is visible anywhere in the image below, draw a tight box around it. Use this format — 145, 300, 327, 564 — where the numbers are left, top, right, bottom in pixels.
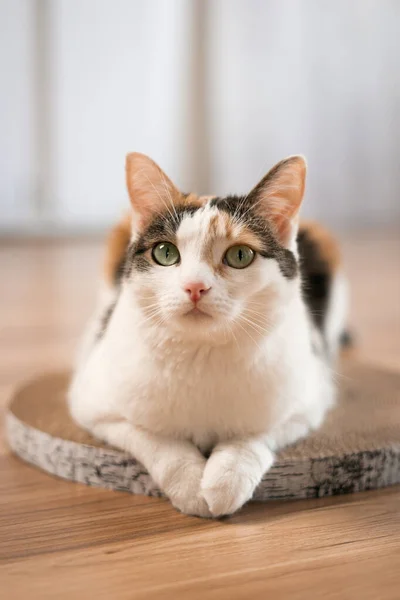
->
126, 153, 180, 229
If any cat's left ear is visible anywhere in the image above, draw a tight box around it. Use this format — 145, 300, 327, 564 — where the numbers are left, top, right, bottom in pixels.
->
248, 155, 307, 248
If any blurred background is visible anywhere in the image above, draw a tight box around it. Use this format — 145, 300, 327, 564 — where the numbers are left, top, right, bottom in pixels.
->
0, 0, 399, 376
2, 0, 400, 235
1, 3, 400, 591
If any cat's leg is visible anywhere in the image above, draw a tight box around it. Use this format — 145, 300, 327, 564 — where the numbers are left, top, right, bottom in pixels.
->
201, 405, 331, 517
92, 420, 210, 518
200, 420, 312, 517
265, 378, 334, 452
324, 271, 349, 361
201, 438, 274, 517
265, 414, 315, 451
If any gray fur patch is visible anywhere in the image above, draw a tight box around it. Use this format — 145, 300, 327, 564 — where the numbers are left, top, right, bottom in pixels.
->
125, 203, 201, 276
210, 195, 298, 279
96, 299, 117, 342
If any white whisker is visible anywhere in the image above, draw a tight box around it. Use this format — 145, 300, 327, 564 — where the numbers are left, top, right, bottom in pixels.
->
160, 173, 179, 223
239, 315, 271, 337
234, 318, 263, 352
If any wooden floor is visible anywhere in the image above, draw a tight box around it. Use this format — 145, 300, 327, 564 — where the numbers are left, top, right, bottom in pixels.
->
0, 230, 399, 599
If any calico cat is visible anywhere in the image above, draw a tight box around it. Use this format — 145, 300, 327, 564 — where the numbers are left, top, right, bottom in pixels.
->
69, 153, 348, 517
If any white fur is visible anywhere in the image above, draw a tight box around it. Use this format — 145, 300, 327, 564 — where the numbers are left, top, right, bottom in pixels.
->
324, 270, 349, 360
69, 204, 341, 517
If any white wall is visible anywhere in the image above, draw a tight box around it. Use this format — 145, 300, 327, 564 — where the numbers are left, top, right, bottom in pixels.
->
206, 0, 400, 227
47, 0, 198, 230
1, 0, 201, 233
0, 0, 37, 230
1, 0, 400, 234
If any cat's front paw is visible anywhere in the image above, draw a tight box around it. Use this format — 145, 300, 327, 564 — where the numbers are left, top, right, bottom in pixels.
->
162, 460, 211, 518
200, 451, 262, 517
170, 488, 211, 519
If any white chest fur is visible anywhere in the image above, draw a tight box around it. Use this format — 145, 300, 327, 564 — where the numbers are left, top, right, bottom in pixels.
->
69, 287, 329, 452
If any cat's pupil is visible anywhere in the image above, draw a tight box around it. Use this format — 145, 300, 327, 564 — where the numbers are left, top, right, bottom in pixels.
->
165, 246, 170, 258
238, 249, 243, 261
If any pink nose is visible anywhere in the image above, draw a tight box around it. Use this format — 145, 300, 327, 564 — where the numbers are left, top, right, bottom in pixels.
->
184, 282, 211, 303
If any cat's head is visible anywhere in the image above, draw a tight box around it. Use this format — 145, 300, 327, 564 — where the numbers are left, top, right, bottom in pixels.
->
124, 153, 306, 342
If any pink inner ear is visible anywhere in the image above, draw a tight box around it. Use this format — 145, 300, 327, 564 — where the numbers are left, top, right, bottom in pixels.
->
125, 152, 181, 227
252, 156, 307, 246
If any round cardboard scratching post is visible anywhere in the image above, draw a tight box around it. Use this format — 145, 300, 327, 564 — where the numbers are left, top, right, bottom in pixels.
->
6, 362, 400, 501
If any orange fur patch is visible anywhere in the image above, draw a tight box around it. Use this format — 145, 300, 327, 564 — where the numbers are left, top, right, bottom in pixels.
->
202, 212, 238, 273
220, 212, 234, 240
299, 220, 342, 273
183, 193, 206, 208
103, 212, 132, 286
202, 214, 222, 269
208, 213, 220, 238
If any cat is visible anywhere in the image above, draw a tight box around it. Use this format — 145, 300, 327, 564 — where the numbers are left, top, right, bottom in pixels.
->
68, 152, 348, 518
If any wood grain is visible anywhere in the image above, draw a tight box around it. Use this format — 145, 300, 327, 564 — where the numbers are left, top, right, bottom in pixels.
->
0, 230, 399, 599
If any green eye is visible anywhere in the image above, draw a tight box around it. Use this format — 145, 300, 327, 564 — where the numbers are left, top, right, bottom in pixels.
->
224, 245, 255, 269
152, 242, 180, 266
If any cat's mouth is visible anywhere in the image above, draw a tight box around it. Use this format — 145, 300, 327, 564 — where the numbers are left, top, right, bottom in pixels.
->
184, 306, 212, 319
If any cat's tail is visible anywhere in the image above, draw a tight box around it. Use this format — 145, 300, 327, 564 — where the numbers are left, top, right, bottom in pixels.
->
297, 220, 351, 360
